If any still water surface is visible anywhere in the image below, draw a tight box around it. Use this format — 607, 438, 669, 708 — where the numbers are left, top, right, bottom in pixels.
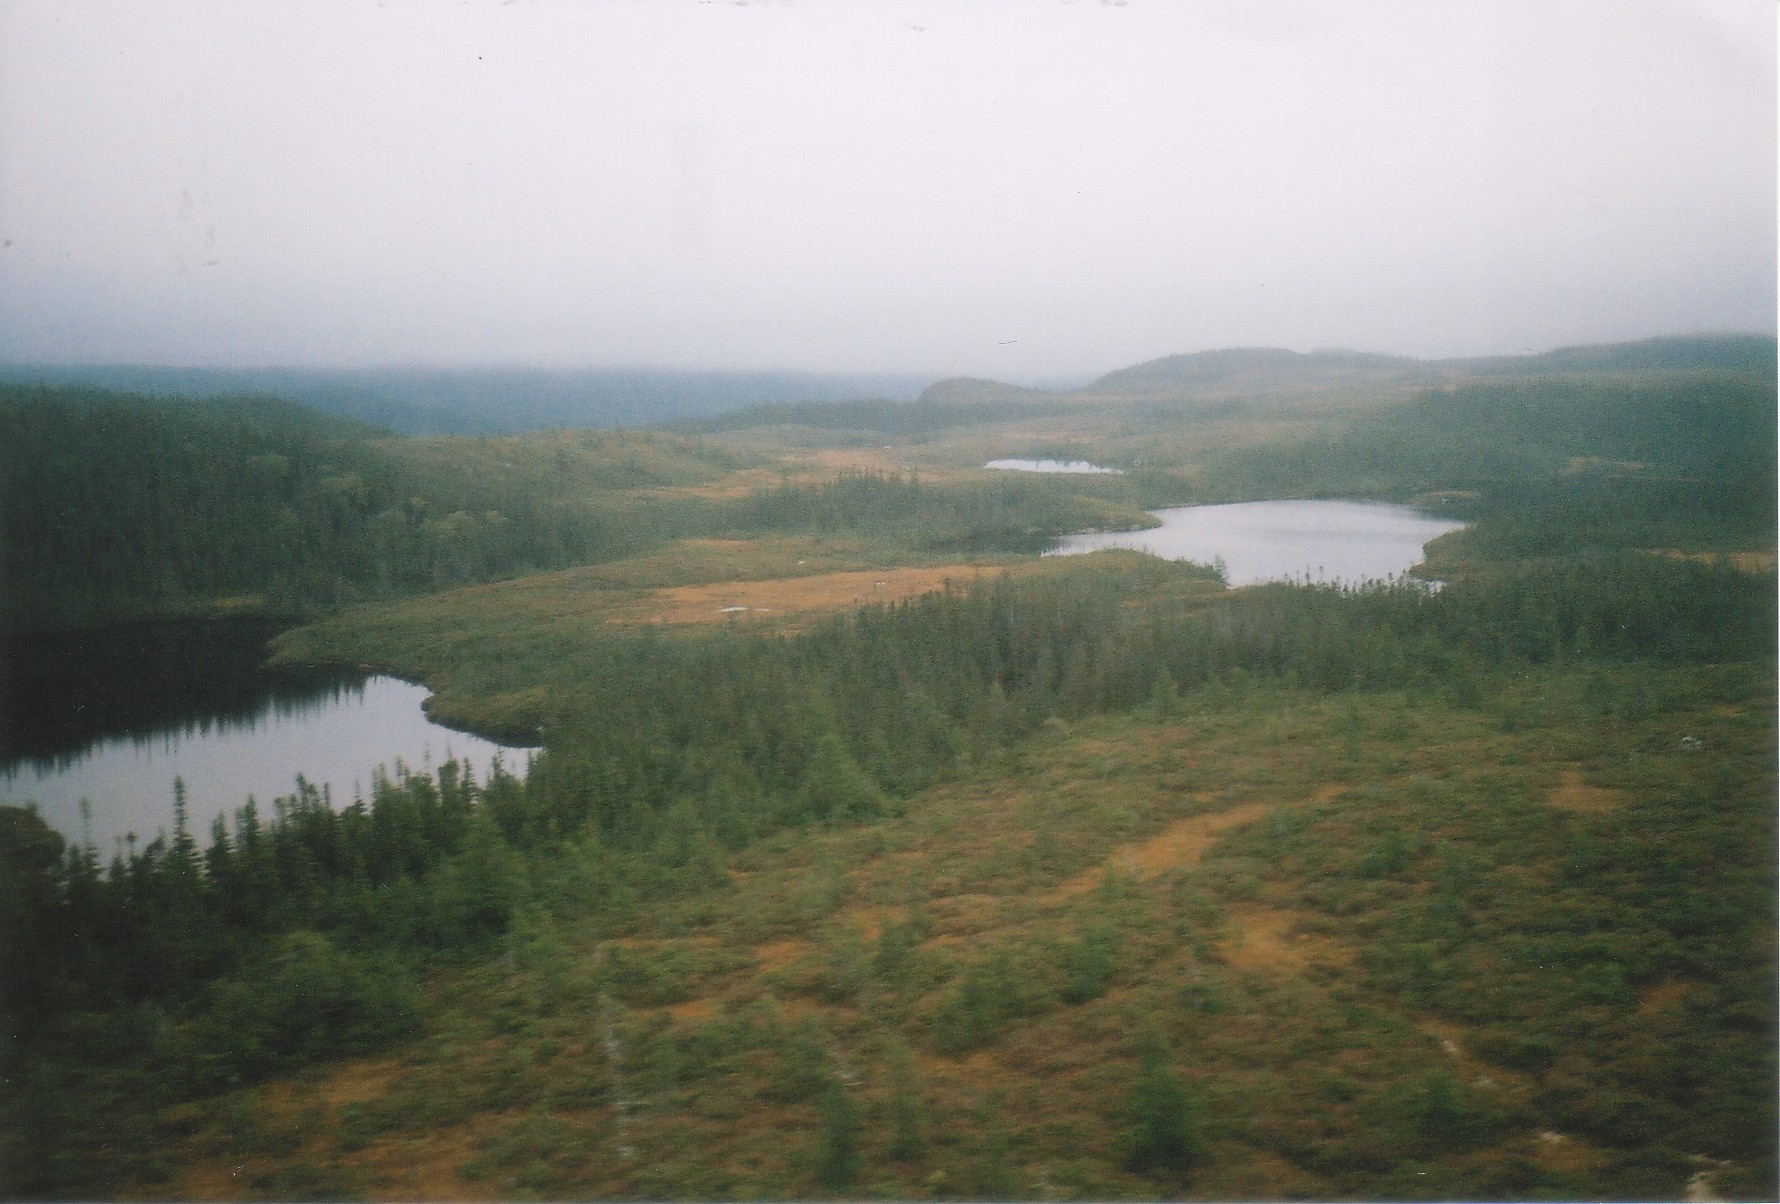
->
985, 458, 1122, 474
6, 502, 1454, 848
2, 620, 531, 853
1048, 499, 1464, 587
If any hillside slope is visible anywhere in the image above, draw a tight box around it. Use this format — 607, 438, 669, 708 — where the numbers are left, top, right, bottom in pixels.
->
0, 385, 735, 631
2, 335, 1773, 1201
915, 334, 1775, 413
0, 365, 934, 436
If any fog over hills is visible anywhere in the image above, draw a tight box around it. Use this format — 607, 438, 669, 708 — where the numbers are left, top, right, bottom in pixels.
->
1084, 347, 1422, 394
2, 334, 1769, 437
0, 364, 933, 436
5, 4, 1769, 393
1450, 333, 1780, 377
918, 333, 1776, 408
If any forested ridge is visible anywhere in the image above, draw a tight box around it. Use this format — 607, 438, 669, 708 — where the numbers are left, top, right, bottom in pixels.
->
0, 365, 934, 435
7, 352, 1770, 632
0, 386, 715, 631
1196, 372, 1776, 522
0, 385, 1147, 633
1, 343, 1774, 1200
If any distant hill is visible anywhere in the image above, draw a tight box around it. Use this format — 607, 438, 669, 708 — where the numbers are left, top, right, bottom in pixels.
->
917, 347, 1439, 408
1082, 346, 1427, 397
0, 365, 933, 435
671, 394, 1061, 438
8, 335, 1769, 435
917, 334, 1776, 408
1450, 333, 1778, 377
913, 377, 1062, 406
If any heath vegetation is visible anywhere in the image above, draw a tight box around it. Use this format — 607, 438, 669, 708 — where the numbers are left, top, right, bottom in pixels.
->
2, 337, 1773, 1200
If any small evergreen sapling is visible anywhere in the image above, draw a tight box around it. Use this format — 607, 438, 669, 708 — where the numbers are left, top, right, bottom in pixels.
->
1126, 1042, 1204, 1179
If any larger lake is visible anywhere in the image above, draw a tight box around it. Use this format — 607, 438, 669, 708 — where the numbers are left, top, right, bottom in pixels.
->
1, 619, 532, 854
1048, 500, 1465, 587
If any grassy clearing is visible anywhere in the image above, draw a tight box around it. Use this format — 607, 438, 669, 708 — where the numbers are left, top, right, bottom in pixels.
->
268, 537, 1042, 739
639, 564, 1026, 627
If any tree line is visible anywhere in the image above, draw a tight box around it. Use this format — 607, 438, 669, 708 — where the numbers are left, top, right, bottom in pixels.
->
1197, 371, 1777, 536
0, 387, 712, 631
5, 547, 1769, 1082
1, 387, 1165, 634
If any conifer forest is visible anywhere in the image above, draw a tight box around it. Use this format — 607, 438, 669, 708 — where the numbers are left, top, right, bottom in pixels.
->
1, 337, 1774, 1201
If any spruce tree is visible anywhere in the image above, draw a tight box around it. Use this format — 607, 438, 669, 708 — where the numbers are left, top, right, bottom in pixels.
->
1126, 1043, 1204, 1178
816, 1077, 861, 1191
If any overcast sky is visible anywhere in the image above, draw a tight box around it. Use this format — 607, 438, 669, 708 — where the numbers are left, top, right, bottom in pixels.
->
0, 0, 1772, 381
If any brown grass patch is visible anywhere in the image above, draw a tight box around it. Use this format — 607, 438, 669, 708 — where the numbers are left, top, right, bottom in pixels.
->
655, 467, 808, 500
1046, 801, 1272, 903
1548, 766, 1624, 815
632, 564, 1010, 626
1649, 548, 1778, 573
607, 934, 717, 951
1637, 978, 1693, 1017
1220, 906, 1353, 975
166, 1154, 265, 1201
913, 1043, 1024, 1096
923, 891, 1007, 937
317, 1058, 404, 1112
1121, 801, 1274, 877
666, 997, 717, 1022
752, 939, 809, 974
342, 1122, 495, 1201
803, 448, 918, 473
835, 904, 884, 943
1563, 456, 1649, 475
1531, 1128, 1606, 1174
644, 453, 907, 501
158, 1061, 496, 1202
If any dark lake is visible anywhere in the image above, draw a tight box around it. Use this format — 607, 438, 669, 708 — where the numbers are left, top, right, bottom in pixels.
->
1, 618, 531, 855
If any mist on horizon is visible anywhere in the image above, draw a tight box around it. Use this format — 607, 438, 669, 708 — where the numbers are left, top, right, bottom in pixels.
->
1, 1, 1772, 383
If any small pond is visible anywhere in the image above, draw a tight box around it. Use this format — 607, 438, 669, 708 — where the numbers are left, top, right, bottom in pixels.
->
985, 458, 1122, 474
1, 619, 533, 854
1047, 499, 1464, 587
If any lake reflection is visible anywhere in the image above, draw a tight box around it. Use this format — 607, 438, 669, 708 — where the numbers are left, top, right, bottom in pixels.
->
1048, 500, 1464, 587
985, 458, 1122, 474
1, 620, 531, 853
